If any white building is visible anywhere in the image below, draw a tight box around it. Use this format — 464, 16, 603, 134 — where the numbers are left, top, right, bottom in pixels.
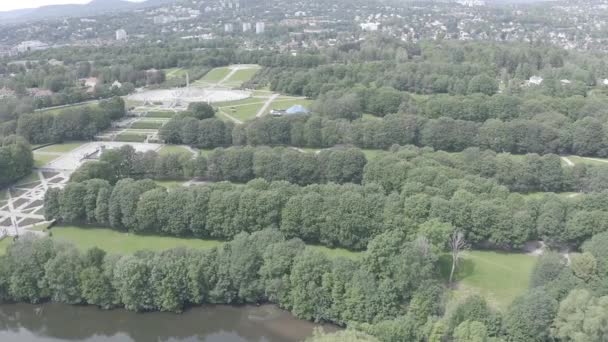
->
242, 22, 252, 32
116, 29, 128, 41
255, 22, 265, 34
224, 23, 234, 33
528, 76, 544, 86
360, 22, 380, 32
15, 40, 49, 53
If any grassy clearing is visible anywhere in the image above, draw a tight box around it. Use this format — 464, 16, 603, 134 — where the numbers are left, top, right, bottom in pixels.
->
0, 238, 12, 256
200, 67, 231, 83
116, 133, 147, 143
216, 97, 266, 108
566, 156, 608, 167
307, 245, 362, 260
154, 180, 187, 188
37, 142, 85, 153
131, 121, 164, 130
51, 225, 223, 254
164, 68, 188, 79
440, 250, 536, 310
199, 149, 215, 157
39, 102, 96, 115
362, 114, 382, 121
265, 98, 313, 114
223, 67, 260, 87
223, 102, 265, 121
159, 145, 193, 156
146, 111, 177, 118
15, 173, 40, 186
362, 149, 387, 160
522, 192, 580, 200
33, 153, 58, 168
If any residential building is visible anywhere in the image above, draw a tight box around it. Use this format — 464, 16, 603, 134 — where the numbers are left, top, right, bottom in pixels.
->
256, 22, 265, 34
116, 29, 128, 41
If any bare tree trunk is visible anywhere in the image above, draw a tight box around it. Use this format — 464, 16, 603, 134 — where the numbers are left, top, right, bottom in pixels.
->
449, 254, 457, 284
449, 231, 468, 285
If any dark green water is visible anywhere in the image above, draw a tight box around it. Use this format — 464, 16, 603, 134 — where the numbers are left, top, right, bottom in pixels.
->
0, 303, 337, 341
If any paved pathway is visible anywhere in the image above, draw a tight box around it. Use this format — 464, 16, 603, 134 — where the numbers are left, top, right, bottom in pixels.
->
561, 156, 574, 167
0, 171, 70, 236
256, 94, 280, 117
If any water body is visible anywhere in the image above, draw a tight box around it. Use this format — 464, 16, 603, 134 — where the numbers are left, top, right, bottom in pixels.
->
0, 303, 338, 342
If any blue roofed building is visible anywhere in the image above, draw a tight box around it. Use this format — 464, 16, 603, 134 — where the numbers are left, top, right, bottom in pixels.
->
271, 104, 310, 117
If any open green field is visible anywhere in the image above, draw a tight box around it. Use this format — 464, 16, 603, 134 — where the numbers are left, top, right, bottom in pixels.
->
222, 102, 265, 121
131, 120, 164, 130
154, 180, 187, 188
307, 245, 361, 260
164, 68, 188, 79
216, 97, 266, 108
39, 102, 96, 115
37, 142, 85, 153
440, 250, 536, 310
0, 238, 11, 256
51, 225, 223, 254
116, 133, 147, 143
265, 98, 313, 114
222, 67, 260, 87
200, 67, 231, 83
15, 172, 40, 186
361, 149, 387, 160
522, 192, 580, 200
33, 153, 58, 168
566, 155, 608, 167
146, 111, 177, 118
159, 145, 193, 156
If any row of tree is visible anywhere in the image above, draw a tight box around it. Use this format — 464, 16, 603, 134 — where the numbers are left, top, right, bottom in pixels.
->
0, 230, 440, 328
1, 229, 606, 341
13, 97, 125, 144
46, 171, 608, 250
0, 136, 33, 188
365, 146, 608, 194
71, 145, 367, 186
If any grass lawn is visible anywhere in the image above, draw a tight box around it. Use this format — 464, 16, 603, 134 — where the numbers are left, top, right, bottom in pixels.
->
307, 245, 362, 260
362, 114, 382, 121
164, 68, 188, 79
216, 97, 266, 108
154, 180, 187, 188
223, 102, 265, 121
566, 156, 608, 167
131, 121, 164, 130
362, 149, 387, 160
159, 145, 193, 156
116, 133, 147, 143
265, 98, 313, 114
15, 172, 40, 186
33, 153, 58, 168
522, 192, 580, 200
51, 225, 223, 254
200, 67, 231, 83
39, 102, 96, 115
37, 142, 85, 153
0, 238, 12, 256
146, 111, 177, 118
222, 67, 260, 87
440, 250, 536, 310
199, 149, 215, 157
